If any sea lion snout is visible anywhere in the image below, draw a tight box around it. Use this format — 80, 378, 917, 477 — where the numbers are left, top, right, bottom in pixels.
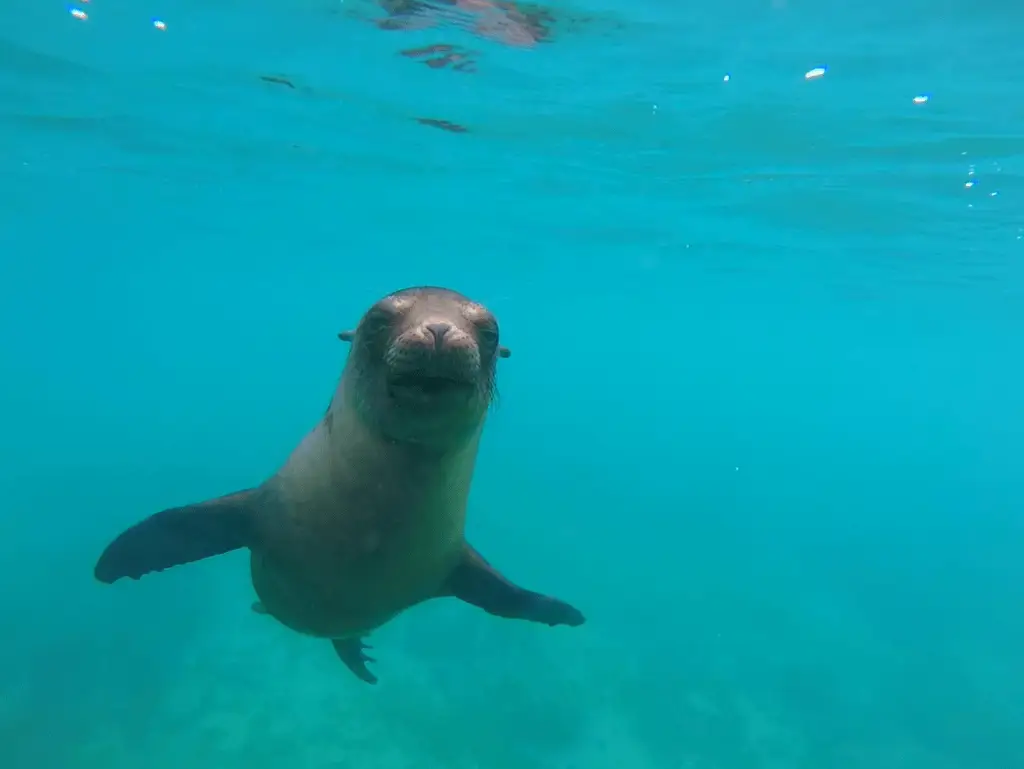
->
388, 315, 481, 377
383, 316, 486, 409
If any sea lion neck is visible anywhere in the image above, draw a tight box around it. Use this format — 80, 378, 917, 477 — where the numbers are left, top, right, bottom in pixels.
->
328, 388, 485, 462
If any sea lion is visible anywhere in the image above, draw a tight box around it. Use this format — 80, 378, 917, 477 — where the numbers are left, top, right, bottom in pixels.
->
94, 286, 585, 684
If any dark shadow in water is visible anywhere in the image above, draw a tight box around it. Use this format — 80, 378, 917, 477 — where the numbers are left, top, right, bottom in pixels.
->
258, 72, 471, 134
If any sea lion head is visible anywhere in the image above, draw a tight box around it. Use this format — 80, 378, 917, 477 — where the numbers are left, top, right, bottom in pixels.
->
338, 286, 510, 447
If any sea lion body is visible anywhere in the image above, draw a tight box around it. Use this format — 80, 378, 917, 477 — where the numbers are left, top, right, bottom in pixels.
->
249, 404, 479, 639
94, 286, 584, 683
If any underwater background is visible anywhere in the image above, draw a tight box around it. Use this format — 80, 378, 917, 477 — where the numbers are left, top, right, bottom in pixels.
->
1, 0, 1022, 767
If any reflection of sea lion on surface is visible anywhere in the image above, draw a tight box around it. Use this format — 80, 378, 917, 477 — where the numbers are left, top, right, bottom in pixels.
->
94, 286, 585, 685
376, 0, 556, 46
335, 0, 626, 73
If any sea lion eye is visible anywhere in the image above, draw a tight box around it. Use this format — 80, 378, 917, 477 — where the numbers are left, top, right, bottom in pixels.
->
376, 294, 417, 319
363, 297, 405, 329
355, 307, 394, 345
474, 318, 505, 358
480, 320, 511, 359
374, 296, 400, 316
473, 317, 499, 344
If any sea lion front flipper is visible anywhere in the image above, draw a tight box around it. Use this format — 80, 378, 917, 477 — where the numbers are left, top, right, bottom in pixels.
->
331, 638, 378, 685
94, 489, 261, 584
444, 543, 586, 628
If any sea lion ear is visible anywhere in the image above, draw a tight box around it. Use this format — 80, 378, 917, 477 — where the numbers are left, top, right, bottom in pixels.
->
498, 345, 511, 359
338, 330, 355, 343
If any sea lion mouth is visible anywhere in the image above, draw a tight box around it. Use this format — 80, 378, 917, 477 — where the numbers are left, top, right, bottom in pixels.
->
387, 373, 474, 399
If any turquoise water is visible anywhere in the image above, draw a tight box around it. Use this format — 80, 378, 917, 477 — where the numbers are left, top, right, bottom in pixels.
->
2, 0, 1023, 767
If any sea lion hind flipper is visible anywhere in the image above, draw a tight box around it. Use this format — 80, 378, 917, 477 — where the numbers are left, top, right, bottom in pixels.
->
443, 543, 586, 628
94, 488, 261, 584
331, 638, 378, 685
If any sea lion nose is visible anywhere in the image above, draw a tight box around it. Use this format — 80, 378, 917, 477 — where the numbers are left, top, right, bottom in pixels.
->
425, 322, 452, 349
